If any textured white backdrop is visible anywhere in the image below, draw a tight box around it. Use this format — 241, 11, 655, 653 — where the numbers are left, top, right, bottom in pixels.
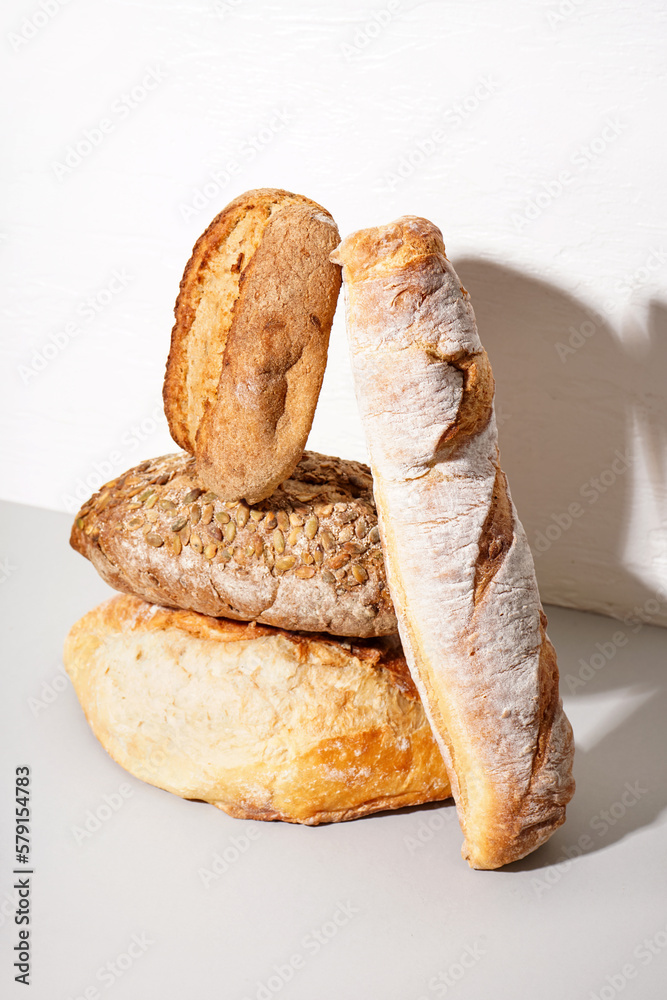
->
1, 0, 666, 624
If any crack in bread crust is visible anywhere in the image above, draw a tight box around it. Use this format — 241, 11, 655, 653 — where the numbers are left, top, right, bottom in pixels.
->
434, 351, 495, 462
472, 466, 514, 606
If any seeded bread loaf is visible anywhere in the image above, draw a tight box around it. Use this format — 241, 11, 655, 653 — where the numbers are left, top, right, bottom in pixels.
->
332, 217, 575, 869
163, 188, 342, 504
70, 451, 398, 637
64, 595, 451, 824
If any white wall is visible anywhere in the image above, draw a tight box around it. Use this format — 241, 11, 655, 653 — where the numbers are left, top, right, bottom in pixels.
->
2, 0, 666, 625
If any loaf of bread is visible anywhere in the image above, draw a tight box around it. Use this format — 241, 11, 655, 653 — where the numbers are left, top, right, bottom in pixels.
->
63, 595, 451, 824
163, 188, 341, 504
332, 217, 575, 869
70, 451, 398, 637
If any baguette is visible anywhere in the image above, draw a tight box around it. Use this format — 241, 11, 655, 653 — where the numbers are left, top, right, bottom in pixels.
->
63, 595, 451, 824
332, 217, 575, 868
70, 451, 397, 637
163, 188, 341, 503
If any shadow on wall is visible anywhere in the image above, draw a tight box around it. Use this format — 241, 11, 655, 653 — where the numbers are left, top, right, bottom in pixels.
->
453, 257, 667, 628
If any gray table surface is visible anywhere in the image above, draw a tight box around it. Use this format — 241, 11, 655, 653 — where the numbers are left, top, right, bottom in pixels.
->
1, 498, 666, 1000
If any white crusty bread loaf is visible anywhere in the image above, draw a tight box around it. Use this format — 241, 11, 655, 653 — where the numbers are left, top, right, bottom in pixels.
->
63, 595, 451, 824
70, 451, 397, 637
331, 217, 575, 869
163, 188, 341, 504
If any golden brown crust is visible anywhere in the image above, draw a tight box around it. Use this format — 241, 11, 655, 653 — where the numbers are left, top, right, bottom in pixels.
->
63, 595, 451, 824
330, 215, 446, 284
163, 188, 341, 503
163, 189, 267, 451
70, 451, 398, 637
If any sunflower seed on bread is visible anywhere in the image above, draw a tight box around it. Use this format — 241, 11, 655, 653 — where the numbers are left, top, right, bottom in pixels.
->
70, 451, 398, 637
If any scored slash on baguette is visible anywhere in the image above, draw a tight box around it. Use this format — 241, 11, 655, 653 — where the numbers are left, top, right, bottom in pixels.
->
163, 188, 342, 504
332, 216, 575, 869
63, 594, 452, 825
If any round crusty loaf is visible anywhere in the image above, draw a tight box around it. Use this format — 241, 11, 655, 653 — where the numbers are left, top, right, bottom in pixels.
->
163, 188, 342, 504
70, 451, 398, 637
63, 595, 451, 824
